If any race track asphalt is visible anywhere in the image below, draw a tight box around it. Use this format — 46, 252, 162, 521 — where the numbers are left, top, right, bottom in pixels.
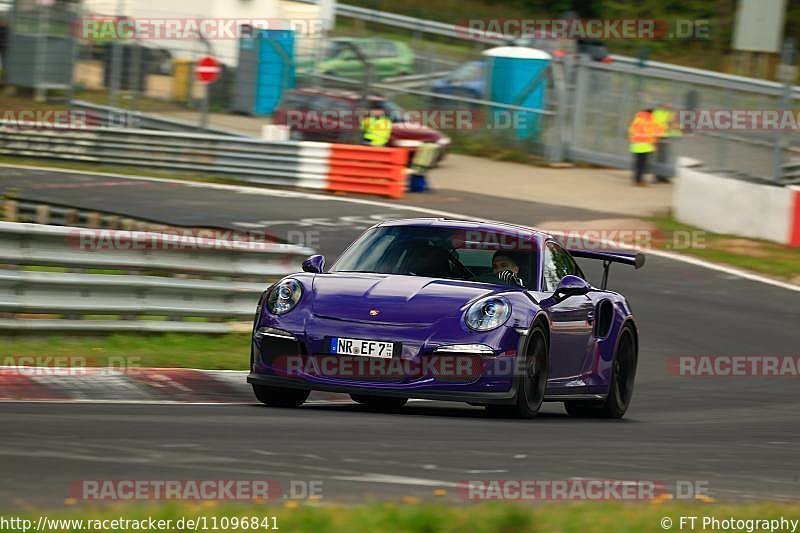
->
0, 166, 799, 508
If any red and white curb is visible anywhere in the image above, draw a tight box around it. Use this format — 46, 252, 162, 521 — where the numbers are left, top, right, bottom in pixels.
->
0, 368, 349, 404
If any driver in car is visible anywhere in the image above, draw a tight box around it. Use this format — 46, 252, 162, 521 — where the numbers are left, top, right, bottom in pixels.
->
492, 251, 525, 287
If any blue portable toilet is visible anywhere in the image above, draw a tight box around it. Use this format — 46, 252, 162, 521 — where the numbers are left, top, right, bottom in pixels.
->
482, 46, 551, 140
232, 28, 296, 116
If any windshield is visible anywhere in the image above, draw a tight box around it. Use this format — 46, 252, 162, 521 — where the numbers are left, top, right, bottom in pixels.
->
371, 100, 407, 123
324, 40, 355, 59
331, 225, 538, 288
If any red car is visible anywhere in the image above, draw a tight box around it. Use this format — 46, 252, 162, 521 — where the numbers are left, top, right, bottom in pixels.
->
272, 88, 450, 161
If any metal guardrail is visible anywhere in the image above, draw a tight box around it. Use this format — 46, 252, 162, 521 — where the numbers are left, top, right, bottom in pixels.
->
71, 101, 248, 137
334, 3, 507, 45
608, 55, 800, 99
0, 124, 333, 188
0, 221, 314, 332
0, 123, 411, 197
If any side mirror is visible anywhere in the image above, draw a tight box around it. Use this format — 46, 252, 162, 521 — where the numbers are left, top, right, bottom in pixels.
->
554, 275, 591, 300
539, 275, 591, 309
302, 254, 325, 273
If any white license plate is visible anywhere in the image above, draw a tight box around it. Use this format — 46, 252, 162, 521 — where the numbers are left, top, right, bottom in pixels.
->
330, 337, 395, 359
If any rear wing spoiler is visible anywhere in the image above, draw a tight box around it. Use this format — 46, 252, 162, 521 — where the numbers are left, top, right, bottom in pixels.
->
568, 249, 646, 289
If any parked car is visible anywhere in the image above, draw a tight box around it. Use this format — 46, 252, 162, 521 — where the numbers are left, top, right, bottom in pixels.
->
248, 218, 644, 419
296, 38, 415, 80
431, 60, 486, 100
273, 88, 451, 160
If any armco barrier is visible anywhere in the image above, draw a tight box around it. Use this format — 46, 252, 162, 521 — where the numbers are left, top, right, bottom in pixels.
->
0, 123, 410, 199
0, 221, 315, 332
674, 158, 800, 247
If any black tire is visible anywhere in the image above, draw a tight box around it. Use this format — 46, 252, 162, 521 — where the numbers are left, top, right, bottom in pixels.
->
253, 384, 309, 408
564, 326, 637, 419
486, 325, 548, 419
350, 394, 408, 410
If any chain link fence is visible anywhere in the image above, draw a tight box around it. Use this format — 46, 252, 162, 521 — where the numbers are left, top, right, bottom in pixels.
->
1, 1, 798, 183
569, 56, 800, 184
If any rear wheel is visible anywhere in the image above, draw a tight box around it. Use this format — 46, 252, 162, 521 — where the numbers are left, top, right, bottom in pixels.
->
253, 384, 309, 408
350, 394, 408, 410
564, 326, 637, 419
486, 325, 548, 419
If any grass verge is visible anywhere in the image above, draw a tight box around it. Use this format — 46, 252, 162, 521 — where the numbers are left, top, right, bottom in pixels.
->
0, 333, 250, 370
5, 501, 800, 532
650, 213, 800, 284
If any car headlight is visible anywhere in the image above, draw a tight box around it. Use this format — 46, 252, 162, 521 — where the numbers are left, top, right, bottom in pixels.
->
465, 296, 511, 331
267, 279, 303, 315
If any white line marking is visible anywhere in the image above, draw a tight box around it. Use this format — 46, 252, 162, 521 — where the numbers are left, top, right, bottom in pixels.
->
2, 162, 798, 292
331, 473, 459, 488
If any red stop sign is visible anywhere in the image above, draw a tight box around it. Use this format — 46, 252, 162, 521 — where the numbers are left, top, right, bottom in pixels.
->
195, 56, 221, 84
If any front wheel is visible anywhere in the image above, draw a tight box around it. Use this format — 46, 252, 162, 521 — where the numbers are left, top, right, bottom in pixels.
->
350, 394, 408, 410
486, 325, 548, 419
564, 326, 637, 419
253, 384, 309, 408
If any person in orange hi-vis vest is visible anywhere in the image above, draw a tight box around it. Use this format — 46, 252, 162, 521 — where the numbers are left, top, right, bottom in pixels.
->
628, 108, 664, 186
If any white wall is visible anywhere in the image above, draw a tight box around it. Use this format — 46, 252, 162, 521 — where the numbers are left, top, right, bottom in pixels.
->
81, 0, 320, 66
674, 157, 794, 244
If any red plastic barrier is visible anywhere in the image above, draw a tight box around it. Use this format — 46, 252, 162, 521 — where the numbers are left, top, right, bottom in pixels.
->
327, 144, 409, 199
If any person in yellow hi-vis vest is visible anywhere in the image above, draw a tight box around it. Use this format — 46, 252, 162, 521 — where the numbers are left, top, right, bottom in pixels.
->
652, 104, 682, 183
361, 105, 392, 147
628, 108, 664, 186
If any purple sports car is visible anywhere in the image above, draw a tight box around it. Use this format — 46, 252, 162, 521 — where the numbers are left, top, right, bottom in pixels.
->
248, 218, 644, 419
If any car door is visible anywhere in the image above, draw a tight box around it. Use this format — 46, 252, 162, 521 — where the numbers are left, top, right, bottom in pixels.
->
276, 92, 310, 138
373, 41, 400, 78
539, 241, 595, 382
306, 96, 345, 143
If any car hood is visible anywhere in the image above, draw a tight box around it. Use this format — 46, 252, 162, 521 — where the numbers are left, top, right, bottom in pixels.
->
391, 121, 442, 141
311, 272, 496, 325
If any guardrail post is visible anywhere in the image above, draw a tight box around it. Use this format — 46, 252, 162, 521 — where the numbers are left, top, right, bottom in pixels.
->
548, 61, 568, 163
3, 200, 17, 222
34, 205, 50, 225
568, 55, 588, 162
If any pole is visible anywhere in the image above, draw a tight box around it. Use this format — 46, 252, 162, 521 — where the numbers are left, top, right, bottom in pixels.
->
197, 32, 214, 130
33, 1, 49, 102
108, 0, 126, 107
773, 38, 796, 182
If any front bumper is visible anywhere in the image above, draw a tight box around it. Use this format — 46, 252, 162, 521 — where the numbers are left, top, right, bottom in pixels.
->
250, 320, 524, 402
247, 373, 518, 404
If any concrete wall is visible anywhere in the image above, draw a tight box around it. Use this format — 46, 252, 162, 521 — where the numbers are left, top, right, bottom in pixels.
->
674, 157, 800, 246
